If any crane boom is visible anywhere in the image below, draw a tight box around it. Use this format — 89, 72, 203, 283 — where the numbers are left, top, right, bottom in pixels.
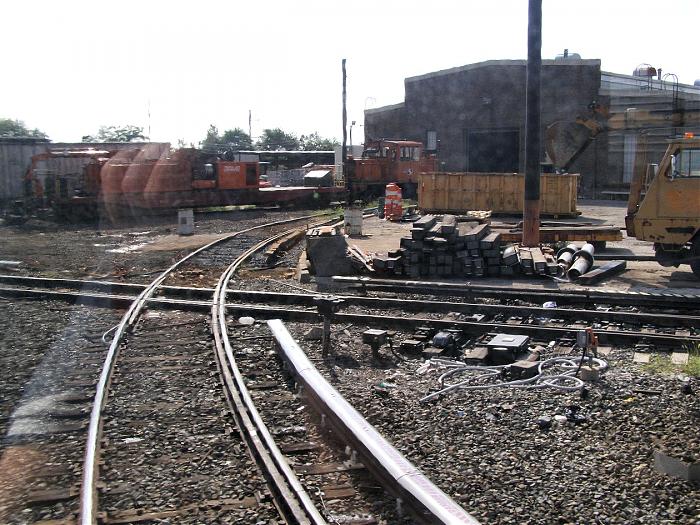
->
545, 108, 700, 171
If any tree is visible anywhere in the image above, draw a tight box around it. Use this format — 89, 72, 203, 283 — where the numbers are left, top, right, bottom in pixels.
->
255, 128, 300, 151
0, 118, 48, 139
200, 124, 220, 147
200, 125, 253, 150
220, 128, 253, 150
299, 132, 339, 151
82, 125, 147, 142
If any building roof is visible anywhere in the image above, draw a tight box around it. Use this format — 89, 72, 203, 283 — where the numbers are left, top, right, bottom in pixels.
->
600, 71, 700, 96
404, 58, 601, 84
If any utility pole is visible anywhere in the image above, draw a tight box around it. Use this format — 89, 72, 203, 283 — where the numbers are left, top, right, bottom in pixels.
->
248, 109, 252, 143
523, 0, 542, 246
342, 59, 351, 206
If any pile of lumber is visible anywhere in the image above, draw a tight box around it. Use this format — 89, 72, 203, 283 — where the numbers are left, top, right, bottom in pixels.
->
372, 214, 504, 278
502, 245, 559, 276
371, 214, 569, 279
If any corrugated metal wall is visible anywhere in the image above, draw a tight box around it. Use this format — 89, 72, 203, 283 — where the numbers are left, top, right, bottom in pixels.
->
0, 140, 170, 205
0, 139, 49, 204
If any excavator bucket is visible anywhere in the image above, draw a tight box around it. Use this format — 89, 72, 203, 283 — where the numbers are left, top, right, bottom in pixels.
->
545, 121, 594, 172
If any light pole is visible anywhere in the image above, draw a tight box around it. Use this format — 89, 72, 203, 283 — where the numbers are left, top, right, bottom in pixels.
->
350, 121, 356, 148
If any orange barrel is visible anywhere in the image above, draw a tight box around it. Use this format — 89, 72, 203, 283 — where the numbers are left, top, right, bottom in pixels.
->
384, 183, 403, 220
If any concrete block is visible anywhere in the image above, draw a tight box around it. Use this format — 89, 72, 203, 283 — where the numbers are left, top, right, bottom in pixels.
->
511, 360, 539, 379
463, 346, 489, 363
654, 450, 700, 481
597, 346, 612, 356
633, 352, 651, 364
306, 229, 352, 276
579, 365, 600, 382
422, 346, 445, 359
399, 339, 424, 354
304, 326, 323, 341
671, 352, 689, 365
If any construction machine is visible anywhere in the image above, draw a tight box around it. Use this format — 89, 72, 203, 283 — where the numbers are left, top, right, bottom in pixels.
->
351, 139, 438, 198
546, 106, 700, 277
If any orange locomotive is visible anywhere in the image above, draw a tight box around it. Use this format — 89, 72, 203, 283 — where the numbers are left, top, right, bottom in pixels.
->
25, 140, 436, 220
352, 139, 438, 197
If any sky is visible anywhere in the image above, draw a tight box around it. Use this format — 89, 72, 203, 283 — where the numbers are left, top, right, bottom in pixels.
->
2, 0, 699, 146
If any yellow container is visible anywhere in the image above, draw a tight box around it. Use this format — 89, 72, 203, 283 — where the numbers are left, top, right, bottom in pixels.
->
418, 172, 579, 216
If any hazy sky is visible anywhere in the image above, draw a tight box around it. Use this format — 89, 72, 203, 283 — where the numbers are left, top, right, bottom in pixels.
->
2, 0, 698, 146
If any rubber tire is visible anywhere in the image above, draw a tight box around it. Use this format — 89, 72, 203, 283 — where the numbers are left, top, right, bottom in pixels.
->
691, 237, 700, 278
691, 259, 700, 278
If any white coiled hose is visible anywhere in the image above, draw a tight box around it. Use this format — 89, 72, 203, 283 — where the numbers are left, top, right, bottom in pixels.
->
419, 356, 607, 403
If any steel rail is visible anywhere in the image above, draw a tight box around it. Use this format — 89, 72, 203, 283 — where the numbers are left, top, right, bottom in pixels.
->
211, 229, 327, 524
332, 276, 700, 308
267, 319, 480, 524
2, 276, 699, 328
4, 285, 698, 347
79, 213, 330, 525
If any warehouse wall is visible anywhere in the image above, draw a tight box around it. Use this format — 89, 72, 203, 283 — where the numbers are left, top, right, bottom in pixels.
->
365, 59, 603, 196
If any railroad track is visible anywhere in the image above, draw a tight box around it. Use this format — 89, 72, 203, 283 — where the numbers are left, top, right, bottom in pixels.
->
332, 275, 700, 307
210, 228, 477, 523
1, 275, 698, 348
3, 219, 697, 523
5, 213, 478, 524
1, 215, 330, 523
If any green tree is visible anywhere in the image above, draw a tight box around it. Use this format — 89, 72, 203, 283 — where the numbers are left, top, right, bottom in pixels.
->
299, 132, 339, 151
82, 125, 147, 142
200, 125, 252, 150
200, 124, 220, 147
0, 118, 48, 139
256, 128, 300, 151
220, 127, 253, 149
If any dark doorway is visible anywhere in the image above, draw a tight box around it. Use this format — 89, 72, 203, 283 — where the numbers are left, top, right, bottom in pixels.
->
467, 129, 519, 172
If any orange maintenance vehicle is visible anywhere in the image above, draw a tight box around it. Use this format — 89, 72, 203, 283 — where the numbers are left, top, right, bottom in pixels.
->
351, 139, 437, 197
24, 140, 438, 221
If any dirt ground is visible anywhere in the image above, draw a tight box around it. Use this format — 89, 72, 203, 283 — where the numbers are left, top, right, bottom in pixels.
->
0, 202, 697, 292
347, 200, 699, 293
0, 209, 316, 284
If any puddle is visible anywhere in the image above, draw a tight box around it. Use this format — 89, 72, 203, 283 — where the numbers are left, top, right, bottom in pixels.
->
107, 242, 149, 254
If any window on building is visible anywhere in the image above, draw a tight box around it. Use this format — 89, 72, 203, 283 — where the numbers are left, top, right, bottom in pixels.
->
427, 130, 437, 151
623, 134, 637, 183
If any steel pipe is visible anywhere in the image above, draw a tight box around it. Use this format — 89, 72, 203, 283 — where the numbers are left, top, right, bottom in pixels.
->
567, 242, 596, 280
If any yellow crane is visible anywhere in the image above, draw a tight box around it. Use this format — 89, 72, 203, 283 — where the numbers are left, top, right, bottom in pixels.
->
546, 107, 700, 277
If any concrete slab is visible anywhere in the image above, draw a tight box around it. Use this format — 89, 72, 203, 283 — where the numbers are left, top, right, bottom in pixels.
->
633, 352, 651, 364
654, 450, 700, 481
671, 352, 689, 365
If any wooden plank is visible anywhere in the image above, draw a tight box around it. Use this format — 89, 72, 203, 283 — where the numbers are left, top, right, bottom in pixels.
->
280, 441, 319, 454
321, 486, 357, 499
499, 227, 622, 243
577, 260, 627, 284
27, 487, 78, 505
104, 498, 258, 524
530, 247, 547, 275
295, 462, 365, 475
